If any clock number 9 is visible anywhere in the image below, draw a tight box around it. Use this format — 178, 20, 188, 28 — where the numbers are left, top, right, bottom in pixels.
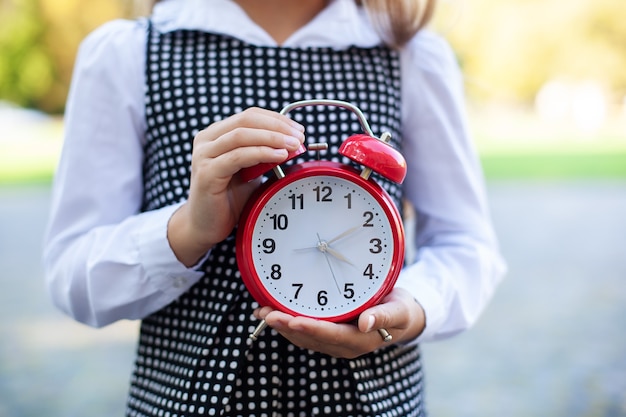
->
262, 238, 276, 254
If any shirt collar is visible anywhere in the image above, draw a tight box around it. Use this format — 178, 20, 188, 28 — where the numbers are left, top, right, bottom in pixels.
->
151, 0, 381, 48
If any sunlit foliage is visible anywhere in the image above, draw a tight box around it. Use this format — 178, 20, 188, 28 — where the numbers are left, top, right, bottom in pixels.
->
0, 0, 624, 113
0, 0, 138, 113
437, 0, 626, 102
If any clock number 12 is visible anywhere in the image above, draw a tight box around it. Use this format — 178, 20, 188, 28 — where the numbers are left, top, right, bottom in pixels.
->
313, 186, 332, 202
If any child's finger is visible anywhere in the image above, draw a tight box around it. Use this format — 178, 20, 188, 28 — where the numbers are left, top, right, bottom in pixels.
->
197, 107, 305, 151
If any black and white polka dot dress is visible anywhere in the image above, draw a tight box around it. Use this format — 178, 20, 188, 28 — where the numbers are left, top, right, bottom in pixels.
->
127, 24, 425, 417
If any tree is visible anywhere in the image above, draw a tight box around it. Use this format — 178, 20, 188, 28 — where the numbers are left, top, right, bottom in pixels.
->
437, 0, 626, 103
0, 0, 132, 113
1, 0, 625, 112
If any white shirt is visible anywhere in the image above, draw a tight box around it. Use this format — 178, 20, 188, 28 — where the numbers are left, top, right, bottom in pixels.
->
44, 0, 506, 342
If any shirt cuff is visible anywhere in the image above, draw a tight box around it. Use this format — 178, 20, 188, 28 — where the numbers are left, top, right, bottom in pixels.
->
394, 266, 447, 344
134, 202, 207, 299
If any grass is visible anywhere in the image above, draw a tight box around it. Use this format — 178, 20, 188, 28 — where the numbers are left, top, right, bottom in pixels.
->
0, 117, 63, 185
471, 106, 626, 179
481, 151, 626, 179
1, 110, 625, 185
0, 139, 62, 184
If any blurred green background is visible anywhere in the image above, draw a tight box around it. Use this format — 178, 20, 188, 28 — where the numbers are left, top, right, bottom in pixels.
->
1, 1, 625, 417
1, 0, 625, 182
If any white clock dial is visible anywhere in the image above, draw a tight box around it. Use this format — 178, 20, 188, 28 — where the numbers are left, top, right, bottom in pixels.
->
250, 175, 395, 319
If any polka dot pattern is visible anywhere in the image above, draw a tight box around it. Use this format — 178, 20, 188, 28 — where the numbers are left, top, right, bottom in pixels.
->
128, 25, 424, 416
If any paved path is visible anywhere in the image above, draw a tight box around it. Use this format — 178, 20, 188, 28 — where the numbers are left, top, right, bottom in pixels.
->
423, 180, 626, 417
1, 181, 625, 416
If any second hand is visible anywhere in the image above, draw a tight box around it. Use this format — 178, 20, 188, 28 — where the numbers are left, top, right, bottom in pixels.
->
317, 233, 343, 295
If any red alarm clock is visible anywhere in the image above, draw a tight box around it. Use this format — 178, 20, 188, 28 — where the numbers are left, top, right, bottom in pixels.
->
236, 100, 406, 342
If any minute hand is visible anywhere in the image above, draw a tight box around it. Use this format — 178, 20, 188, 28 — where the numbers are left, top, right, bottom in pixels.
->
324, 246, 355, 267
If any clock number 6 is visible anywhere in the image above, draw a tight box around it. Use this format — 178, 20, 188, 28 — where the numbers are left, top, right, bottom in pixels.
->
317, 290, 328, 306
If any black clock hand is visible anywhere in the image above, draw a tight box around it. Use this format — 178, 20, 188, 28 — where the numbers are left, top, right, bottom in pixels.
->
322, 252, 343, 296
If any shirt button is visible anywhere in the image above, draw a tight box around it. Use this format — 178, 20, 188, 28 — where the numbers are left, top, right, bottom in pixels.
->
173, 276, 188, 288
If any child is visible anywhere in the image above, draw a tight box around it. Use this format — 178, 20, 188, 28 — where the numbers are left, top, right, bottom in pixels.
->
44, 0, 506, 415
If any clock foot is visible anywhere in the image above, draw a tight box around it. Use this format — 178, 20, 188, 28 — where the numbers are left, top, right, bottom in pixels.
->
378, 328, 393, 342
249, 319, 268, 341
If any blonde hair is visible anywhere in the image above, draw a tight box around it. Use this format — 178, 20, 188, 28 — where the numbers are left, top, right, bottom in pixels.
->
359, 0, 437, 48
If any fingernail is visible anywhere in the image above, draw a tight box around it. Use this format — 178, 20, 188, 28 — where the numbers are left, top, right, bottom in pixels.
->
273, 148, 288, 158
271, 320, 286, 331
290, 121, 305, 132
289, 322, 304, 332
366, 315, 375, 333
284, 135, 301, 148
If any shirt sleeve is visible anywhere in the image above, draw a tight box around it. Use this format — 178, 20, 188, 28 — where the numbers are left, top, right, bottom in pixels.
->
43, 19, 206, 328
395, 31, 507, 343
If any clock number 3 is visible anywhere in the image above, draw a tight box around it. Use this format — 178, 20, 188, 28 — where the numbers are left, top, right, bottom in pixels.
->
369, 238, 383, 254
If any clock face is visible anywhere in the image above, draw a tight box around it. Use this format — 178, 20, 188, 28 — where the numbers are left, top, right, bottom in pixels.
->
237, 163, 404, 322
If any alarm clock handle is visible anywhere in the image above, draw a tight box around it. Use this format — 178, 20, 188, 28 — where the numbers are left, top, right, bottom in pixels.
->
280, 100, 407, 184
240, 99, 384, 182
279, 99, 375, 137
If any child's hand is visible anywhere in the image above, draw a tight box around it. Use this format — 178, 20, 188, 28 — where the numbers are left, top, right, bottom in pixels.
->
168, 107, 305, 266
254, 288, 426, 359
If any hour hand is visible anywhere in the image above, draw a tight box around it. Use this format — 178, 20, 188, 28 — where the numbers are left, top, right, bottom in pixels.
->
294, 235, 355, 267
324, 246, 355, 267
